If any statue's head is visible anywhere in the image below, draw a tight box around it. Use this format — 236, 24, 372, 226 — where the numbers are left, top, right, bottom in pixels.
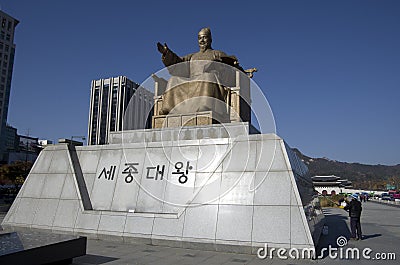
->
198, 27, 212, 52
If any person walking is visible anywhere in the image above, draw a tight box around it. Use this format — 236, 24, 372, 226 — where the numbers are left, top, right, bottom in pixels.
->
344, 194, 363, 240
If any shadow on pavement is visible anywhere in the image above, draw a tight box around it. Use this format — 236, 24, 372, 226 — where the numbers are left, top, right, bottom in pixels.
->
72, 254, 118, 264
362, 233, 381, 240
316, 210, 351, 259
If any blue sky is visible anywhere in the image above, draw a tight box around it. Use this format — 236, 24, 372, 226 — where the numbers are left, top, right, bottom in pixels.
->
1, 0, 399, 165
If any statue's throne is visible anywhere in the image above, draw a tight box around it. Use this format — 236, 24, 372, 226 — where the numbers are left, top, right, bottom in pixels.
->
152, 69, 254, 128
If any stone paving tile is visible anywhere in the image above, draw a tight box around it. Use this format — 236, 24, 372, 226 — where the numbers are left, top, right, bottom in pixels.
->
135, 249, 176, 259
124, 255, 166, 265
195, 252, 234, 265
269, 258, 317, 265
135, 249, 218, 265
167, 253, 214, 264
246, 256, 274, 265
221, 254, 256, 265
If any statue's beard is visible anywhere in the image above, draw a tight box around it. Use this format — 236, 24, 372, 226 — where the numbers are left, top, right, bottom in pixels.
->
199, 43, 210, 52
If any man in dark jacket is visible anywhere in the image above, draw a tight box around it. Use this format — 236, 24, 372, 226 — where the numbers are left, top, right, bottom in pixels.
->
344, 194, 363, 240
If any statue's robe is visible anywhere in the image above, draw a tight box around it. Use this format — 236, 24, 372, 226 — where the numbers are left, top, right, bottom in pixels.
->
160, 48, 238, 117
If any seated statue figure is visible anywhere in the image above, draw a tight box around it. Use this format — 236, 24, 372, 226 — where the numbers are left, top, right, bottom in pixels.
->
156, 27, 245, 118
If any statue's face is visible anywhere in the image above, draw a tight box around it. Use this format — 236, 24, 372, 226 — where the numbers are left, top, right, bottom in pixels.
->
198, 33, 211, 51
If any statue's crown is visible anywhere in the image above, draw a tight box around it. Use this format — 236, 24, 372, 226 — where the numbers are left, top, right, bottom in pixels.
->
198, 27, 211, 37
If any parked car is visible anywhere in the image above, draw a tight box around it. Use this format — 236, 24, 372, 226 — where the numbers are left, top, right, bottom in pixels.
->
381, 193, 392, 201
393, 193, 400, 200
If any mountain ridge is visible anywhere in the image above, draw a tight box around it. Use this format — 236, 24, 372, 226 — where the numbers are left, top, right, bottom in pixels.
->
293, 148, 400, 190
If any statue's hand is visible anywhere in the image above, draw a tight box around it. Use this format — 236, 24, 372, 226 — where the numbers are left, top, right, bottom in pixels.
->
157, 42, 169, 55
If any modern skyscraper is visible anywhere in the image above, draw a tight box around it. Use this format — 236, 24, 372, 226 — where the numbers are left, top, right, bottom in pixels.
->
88, 76, 153, 145
0, 10, 18, 161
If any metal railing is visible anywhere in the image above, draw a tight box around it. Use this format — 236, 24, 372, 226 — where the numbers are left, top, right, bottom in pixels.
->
370, 198, 400, 207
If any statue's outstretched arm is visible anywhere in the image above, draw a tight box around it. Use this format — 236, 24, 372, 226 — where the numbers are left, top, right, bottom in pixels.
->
156, 42, 183, 67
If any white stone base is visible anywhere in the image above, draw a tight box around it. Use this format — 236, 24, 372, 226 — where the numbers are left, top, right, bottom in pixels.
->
2, 123, 324, 254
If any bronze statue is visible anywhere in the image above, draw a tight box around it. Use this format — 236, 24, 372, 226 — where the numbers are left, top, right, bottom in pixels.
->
156, 27, 244, 116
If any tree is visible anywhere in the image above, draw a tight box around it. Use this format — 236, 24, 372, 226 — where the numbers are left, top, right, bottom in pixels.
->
0, 161, 33, 187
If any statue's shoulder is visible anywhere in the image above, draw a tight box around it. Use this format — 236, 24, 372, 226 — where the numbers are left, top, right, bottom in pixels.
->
182, 53, 194, 61
212, 49, 228, 58
212, 49, 240, 66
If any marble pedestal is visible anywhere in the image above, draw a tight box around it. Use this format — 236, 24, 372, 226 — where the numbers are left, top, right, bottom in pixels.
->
2, 122, 323, 254
152, 111, 229, 128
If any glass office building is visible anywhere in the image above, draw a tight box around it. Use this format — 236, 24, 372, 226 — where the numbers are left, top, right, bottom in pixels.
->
0, 10, 18, 161
88, 76, 153, 145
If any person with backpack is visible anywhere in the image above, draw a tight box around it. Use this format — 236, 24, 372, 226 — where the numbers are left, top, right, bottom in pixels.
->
344, 194, 363, 240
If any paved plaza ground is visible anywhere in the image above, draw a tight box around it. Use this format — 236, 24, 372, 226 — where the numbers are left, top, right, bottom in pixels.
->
1, 201, 399, 265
